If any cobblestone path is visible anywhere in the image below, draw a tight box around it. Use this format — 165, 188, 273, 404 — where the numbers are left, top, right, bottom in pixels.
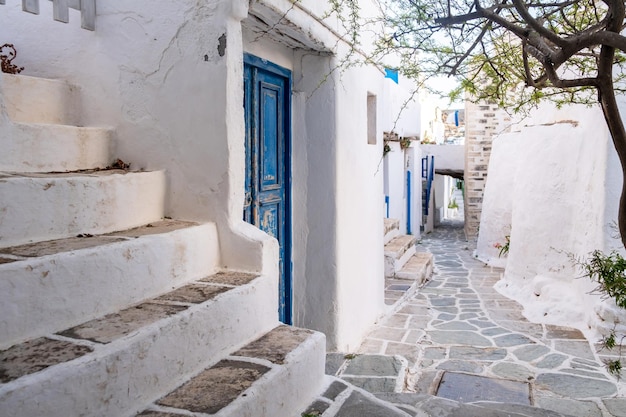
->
328, 220, 626, 417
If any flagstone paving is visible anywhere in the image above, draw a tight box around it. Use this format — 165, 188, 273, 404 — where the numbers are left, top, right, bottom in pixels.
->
324, 220, 626, 417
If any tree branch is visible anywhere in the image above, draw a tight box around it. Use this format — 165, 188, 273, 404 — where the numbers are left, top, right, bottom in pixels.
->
434, 10, 483, 26
511, 0, 566, 46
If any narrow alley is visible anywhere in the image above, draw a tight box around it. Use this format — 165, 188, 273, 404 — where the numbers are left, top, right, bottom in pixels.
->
307, 221, 626, 417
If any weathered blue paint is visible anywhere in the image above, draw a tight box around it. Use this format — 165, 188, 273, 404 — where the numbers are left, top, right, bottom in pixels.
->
406, 170, 412, 235
385, 195, 390, 218
243, 53, 293, 324
422, 156, 435, 216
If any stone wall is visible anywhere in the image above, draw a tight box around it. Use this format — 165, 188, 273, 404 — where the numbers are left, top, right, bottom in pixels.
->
463, 100, 511, 241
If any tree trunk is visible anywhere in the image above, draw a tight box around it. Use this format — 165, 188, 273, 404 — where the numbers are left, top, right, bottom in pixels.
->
598, 81, 626, 251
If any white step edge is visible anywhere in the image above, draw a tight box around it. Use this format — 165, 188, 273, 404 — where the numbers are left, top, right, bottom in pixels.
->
384, 235, 417, 277
0, 222, 220, 349
395, 253, 434, 283
0, 170, 166, 248
0, 122, 112, 172
216, 331, 326, 417
0, 274, 279, 417
1, 73, 81, 125
383, 218, 400, 245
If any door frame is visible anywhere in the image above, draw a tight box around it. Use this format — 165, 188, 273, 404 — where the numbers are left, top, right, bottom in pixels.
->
243, 53, 293, 324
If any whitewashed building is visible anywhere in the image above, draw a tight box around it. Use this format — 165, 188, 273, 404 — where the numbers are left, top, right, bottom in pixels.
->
475, 102, 626, 341
0, 0, 428, 414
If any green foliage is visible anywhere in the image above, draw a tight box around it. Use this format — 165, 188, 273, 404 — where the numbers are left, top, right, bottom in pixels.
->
383, 141, 391, 157
328, 0, 626, 113
606, 359, 623, 378
578, 250, 626, 309
447, 198, 458, 209
599, 330, 624, 379
575, 251, 626, 378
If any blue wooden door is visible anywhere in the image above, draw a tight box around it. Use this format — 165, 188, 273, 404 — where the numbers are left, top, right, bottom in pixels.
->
243, 54, 292, 324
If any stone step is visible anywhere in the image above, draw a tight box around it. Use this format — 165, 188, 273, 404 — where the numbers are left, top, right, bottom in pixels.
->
0, 169, 166, 248
138, 325, 326, 417
301, 377, 416, 417
384, 218, 400, 245
0, 220, 220, 349
1, 73, 81, 125
384, 235, 416, 277
374, 393, 575, 417
395, 252, 434, 284
316, 363, 577, 417
1, 122, 112, 172
0, 270, 282, 417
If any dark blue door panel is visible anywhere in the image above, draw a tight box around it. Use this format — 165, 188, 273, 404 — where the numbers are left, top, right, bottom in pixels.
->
243, 64, 253, 224
243, 54, 292, 324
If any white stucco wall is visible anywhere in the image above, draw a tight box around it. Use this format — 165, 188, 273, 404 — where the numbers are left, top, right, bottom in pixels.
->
1, 0, 281, 274
421, 144, 465, 172
385, 142, 407, 233
243, 1, 390, 350
291, 47, 386, 351
3, 0, 412, 351
476, 103, 626, 339
335, 60, 387, 350
382, 76, 422, 137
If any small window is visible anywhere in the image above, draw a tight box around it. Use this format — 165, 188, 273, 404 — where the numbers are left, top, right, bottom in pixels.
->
367, 93, 377, 145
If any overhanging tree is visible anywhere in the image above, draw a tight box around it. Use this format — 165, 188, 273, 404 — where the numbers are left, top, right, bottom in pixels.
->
331, 0, 626, 248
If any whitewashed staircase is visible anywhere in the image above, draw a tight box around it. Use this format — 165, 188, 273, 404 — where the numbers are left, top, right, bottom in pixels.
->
0, 73, 325, 416
384, 218, 433, 285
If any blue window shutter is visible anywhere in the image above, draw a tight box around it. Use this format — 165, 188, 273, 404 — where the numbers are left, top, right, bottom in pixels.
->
384, 68, 399, 84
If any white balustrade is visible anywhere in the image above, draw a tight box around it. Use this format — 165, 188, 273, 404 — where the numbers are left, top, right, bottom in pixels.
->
0, 0, 95, 30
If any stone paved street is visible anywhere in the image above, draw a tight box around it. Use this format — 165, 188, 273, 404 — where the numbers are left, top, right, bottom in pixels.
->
323, 220, 626, 417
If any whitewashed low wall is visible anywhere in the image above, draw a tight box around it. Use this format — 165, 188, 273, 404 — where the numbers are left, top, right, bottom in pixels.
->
476, 104, 626, 339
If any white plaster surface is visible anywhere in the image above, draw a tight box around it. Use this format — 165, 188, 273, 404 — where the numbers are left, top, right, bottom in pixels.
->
0, 273, 279, 417
0, 222, 220, 349
382, 76, 422, 137
2, 0, 418, 353
476, 104, 626, 339
421, 144, 465, 172
292, 42, 387, 350
333, 53, 387, 351
1, 73, 81, 125
0, 0, 269, 282
385, 141, 407, 234
405, 146, 422, 237
0, 170, 166, 247
0, 122, 112, 172
0, 73, 112, 172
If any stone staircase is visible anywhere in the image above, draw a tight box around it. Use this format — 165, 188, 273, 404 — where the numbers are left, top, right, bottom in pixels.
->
0, 73, 326, 416
383, 218, 433, 304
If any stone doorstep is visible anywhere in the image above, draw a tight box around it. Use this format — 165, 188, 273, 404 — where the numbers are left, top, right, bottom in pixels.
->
139, 326, 321, 416
384, 218, 400, 245
384, 235, 417, 259
385, 235, 417, 277
384, 218, 400, 235
0, 270, 260, 383
395, 253, 434, 283
0, 219, 198, 258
